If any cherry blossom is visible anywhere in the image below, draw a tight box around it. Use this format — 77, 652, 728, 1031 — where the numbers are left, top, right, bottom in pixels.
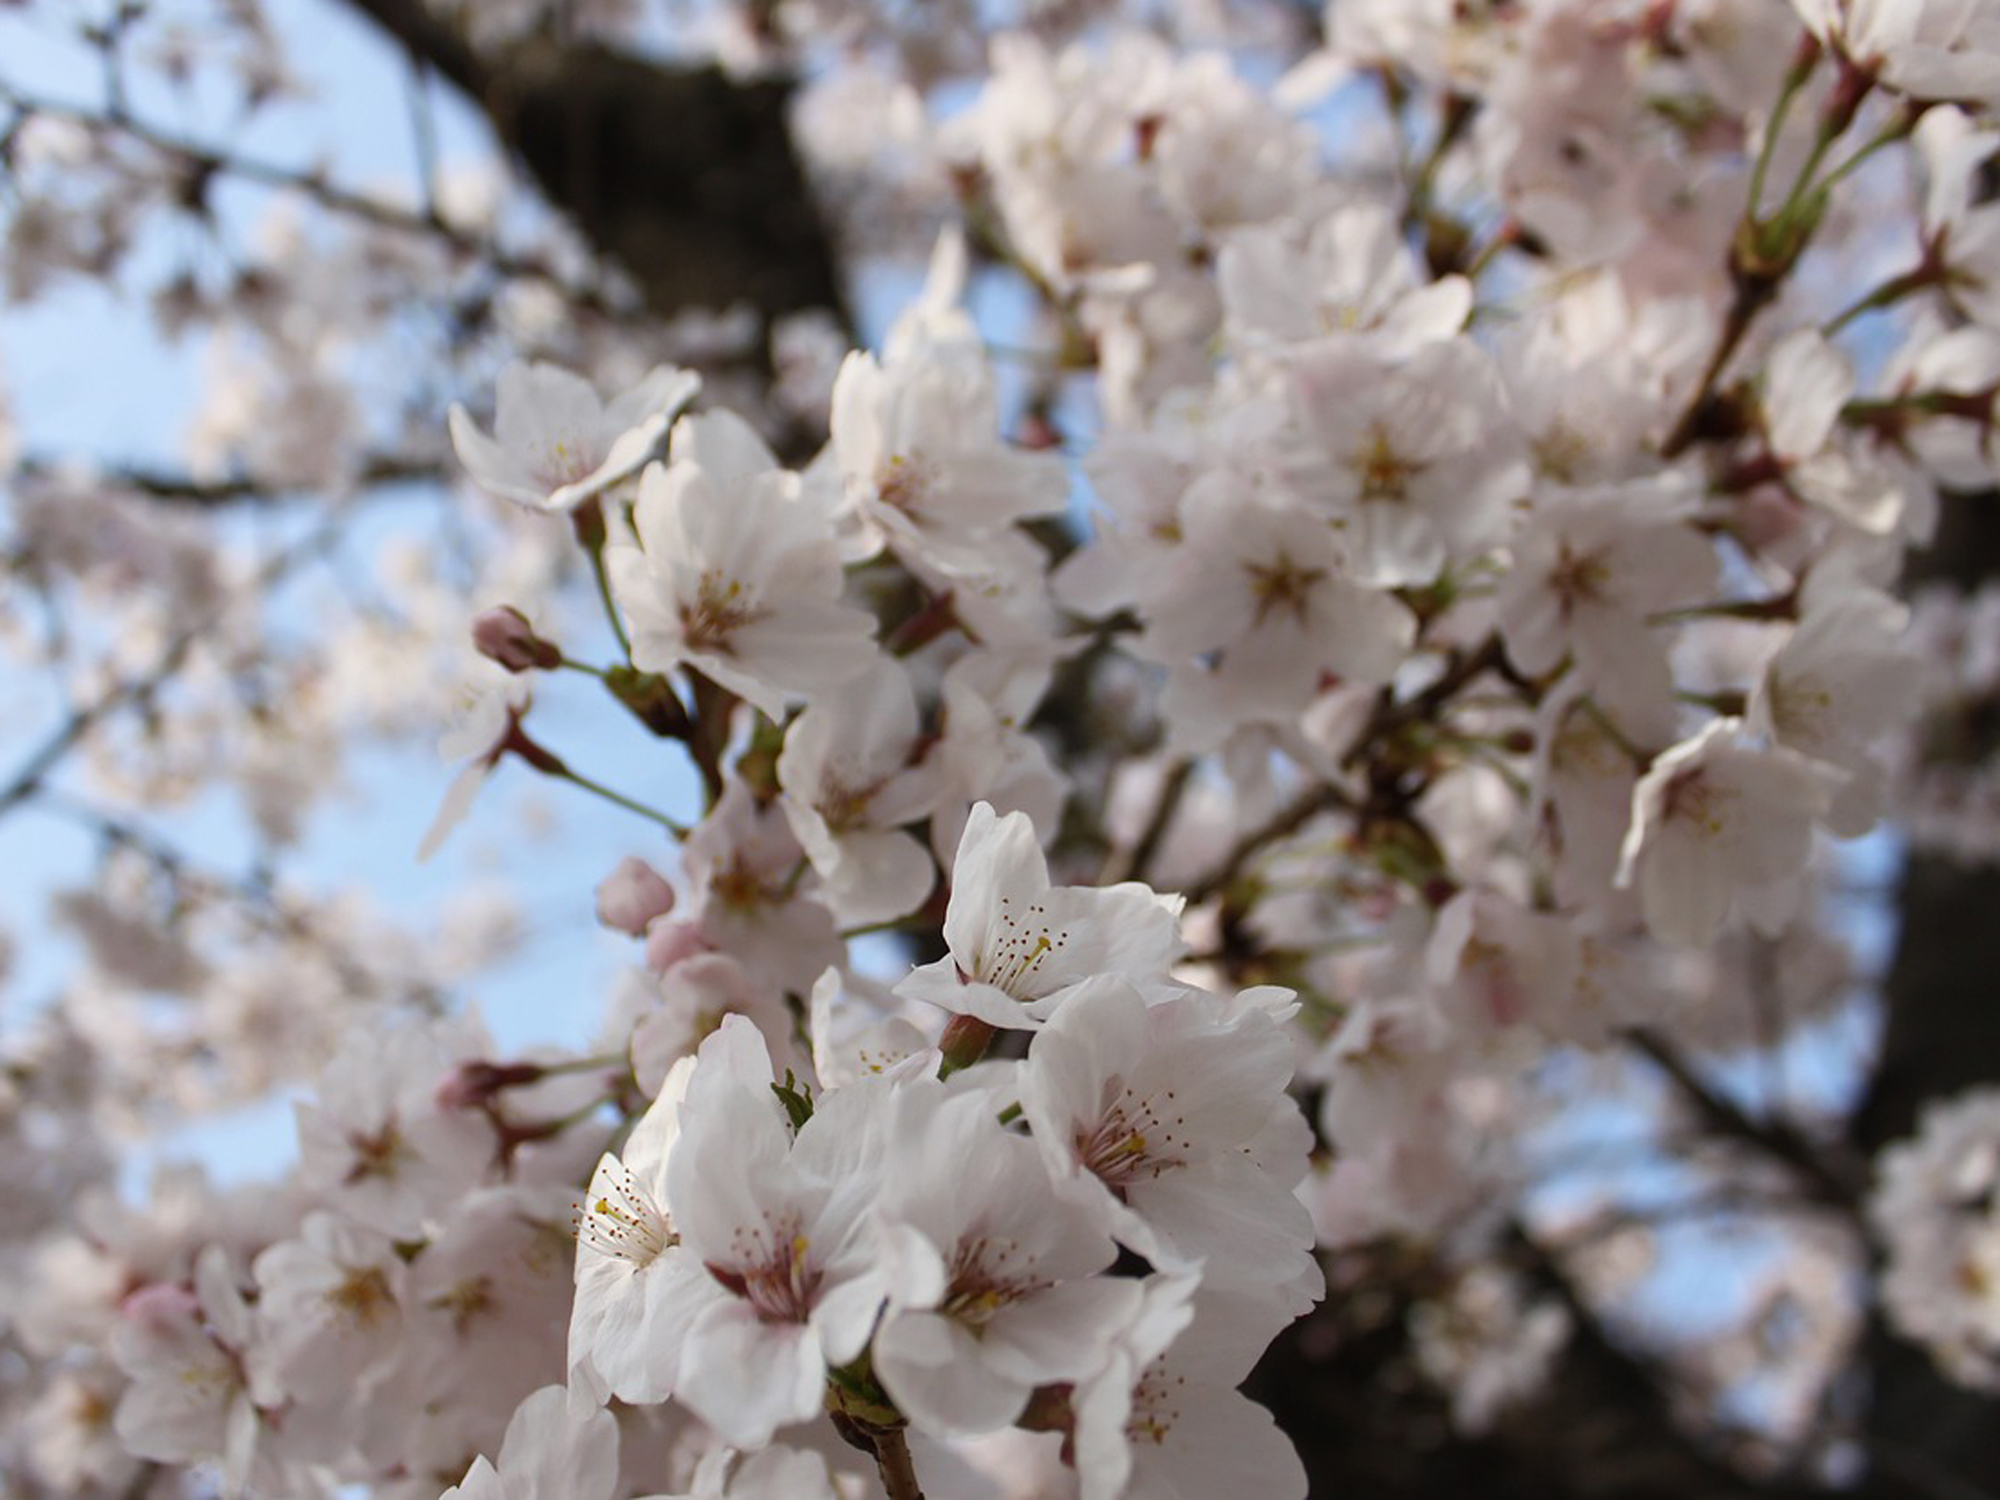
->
568, 1057, 705, 1406
608, 417, 877, 721
1616, 718, 1838, 947
899, 803, 1184, 1029
448, 361, 699, 515
662, 1018, 894, 1450
9, 5, 2000, 1497
869, 1081, 1127, 1438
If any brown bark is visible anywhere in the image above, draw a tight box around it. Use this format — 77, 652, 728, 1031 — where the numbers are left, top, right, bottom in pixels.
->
1851, 493, 2000, 1496
339, 0, 849, 330
1251, 1235, 1827, 1500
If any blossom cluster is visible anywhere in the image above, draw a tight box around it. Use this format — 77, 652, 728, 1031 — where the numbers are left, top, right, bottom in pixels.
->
559, 812, 1315, 1497
31, 804, 1313, 1498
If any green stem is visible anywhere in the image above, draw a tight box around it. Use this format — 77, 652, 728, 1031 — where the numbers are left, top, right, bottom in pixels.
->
1813, 114, 1916, 195
1825, 262, 1937, 333
840, 915, 926, 940
1576, 696, 1650, 769
1645, 593, 1796, 626
1410, 90, 1476, 213
938, 1014, 998, 1078
1463, 219, 1519, 281
570, 500, 632, 662
984, 341, 1060, 365
541, 1051, 626, 1075
588, 544, 632, 661
551, 763, 688, 837
1748, 35, 1819, 219
1787, 126, 1841, 212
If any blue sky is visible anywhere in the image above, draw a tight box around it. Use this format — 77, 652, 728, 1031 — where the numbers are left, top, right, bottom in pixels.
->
0, 0, 705, 1180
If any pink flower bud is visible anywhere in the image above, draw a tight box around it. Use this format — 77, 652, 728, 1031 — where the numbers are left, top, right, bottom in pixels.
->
596, 856, 675, 937
1737, 488, 1807, 554
473, 606, 562, 673
644, 916, 711, 974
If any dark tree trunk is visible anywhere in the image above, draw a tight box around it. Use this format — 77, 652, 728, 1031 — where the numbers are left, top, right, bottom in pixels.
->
339, 0, 849, 330
1852, 494, 2000, 1496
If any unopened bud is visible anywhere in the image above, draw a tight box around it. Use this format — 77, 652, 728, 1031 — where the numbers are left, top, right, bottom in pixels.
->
595, 856, 676, 937
604, 666, 691, 738
645, 917, 711, 975
473, 606, 561, 673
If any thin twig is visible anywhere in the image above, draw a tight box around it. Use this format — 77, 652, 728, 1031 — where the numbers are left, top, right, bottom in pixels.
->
1099, 757, 1191, 886
0, 525, 340, 818
14, 451, 444, 507
1182, 780, 1357, 907
0, 85, 619, 314
403, 53, 444, 223
1181, 634, 1506, 906
873, 1427, 925, 1500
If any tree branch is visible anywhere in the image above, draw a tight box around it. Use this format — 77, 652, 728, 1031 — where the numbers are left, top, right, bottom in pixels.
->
0, 524, 341, 817
1626, 1028, 1864, 1217
336, 0, 852, 331
0, 84, 620, 313
1181, 635, 1508, 906
13, 451, 445, 508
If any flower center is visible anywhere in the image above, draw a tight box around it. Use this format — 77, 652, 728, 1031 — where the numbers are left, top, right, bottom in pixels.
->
1769, 671, 1834, 745
939, 1235, 1045, 1329
536, 436, 600, 487
816, 773, 885, 834
342, 1121, 413, 1186
327, 1266, 396, 1330
1245, 550, 1326, 628
1126, 1358, 1188, 1446
878, 453, 934, 517
1075, 1084, 1190, 1191
1354, 425, 1425, 503
1548, 542, 1611, 615
710, 1216, 820, 1324
1533, 422, 1591, 482
428, 1275, 495, 1337
575, 1160, 674, 1268
1659, 768, 1729, 838
981, 895, 1069, 996
680, 569, 765, 654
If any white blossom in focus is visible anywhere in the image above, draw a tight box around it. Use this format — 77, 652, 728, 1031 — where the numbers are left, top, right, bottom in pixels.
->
899, 804, 1184, 1030
663, 1017, 893, 1450
608, 415, 877, 720
569, 1056, 706, 1406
